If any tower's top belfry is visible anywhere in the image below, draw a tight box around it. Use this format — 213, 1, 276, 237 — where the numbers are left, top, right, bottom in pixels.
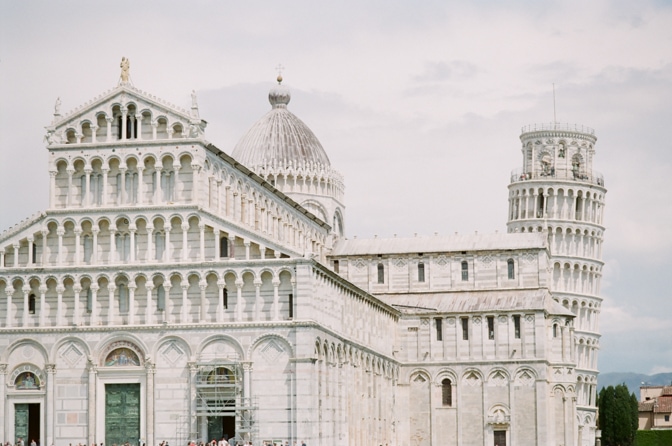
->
513, 123, 602, 188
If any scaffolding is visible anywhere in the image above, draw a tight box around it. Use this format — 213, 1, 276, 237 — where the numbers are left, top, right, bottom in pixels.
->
195, 361, 258, 444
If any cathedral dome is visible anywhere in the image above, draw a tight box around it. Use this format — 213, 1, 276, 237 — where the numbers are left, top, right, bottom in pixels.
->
232, 78, 331, 169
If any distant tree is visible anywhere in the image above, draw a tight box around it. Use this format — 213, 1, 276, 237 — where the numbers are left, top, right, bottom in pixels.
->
598, 383, 639, 446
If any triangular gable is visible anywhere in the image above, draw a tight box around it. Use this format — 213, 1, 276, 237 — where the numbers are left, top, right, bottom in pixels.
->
46, 83, 206, 145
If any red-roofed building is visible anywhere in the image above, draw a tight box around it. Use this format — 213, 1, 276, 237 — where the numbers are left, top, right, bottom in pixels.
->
639, 386, 672, 430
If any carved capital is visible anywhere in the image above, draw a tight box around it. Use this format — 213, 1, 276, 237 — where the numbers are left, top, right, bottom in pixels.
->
45, 363, 56, 373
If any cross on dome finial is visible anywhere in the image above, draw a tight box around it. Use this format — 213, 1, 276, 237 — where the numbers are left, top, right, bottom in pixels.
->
275, 64, 285, 84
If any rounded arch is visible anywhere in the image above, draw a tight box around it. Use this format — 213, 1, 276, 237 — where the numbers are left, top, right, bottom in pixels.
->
248, 333, 294, 360
198, 334, 245, 361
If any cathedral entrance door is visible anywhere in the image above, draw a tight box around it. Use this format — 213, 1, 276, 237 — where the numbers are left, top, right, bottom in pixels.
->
207, 416, 235, 442
105, 384, 141, 446
14, 403, 40, 445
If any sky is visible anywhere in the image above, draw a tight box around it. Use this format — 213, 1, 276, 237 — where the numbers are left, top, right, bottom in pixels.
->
0, 0, 670, 375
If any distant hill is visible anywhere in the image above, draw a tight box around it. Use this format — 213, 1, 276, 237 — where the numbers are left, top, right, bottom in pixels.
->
598, 372, 672, 399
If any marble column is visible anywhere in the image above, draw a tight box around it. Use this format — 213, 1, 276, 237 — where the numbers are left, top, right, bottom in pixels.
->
199, 223, 205, 261
272, 279, 280, 321
107, 284, 116, 325
146, 361, 156, 446
39, 285, 47, 327
87, 360, 97, 445
236, 281, 244, 322
73, 285, 82, 326
56, 285, 65, 326
199, 280, 207, 322
145, 284, 154, 325
128, 283, 136, 325
181, 223, 189, 261
217, 281, 226, 322
56, 227, 65, 266
46, 364, 56, 446
188, 362, 198, 440
181, 281, 189, 323
0, 363, 6, 443
90, 284, 99, 326
254, 280, 262, 321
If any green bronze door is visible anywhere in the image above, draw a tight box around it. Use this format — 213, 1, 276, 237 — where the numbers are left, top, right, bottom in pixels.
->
106, 384, 140, 446
15, 404, 29, 441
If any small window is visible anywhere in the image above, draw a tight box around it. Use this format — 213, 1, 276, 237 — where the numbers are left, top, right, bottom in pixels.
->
513, 315, 521, 339
418, 262, 425, 282
435, 317, 443, 341
118, 284, 128, 313
461, 317, 469, 340
155, 232, 165, 260
377, 263, 385, 284
86, 288, 93, 313
507, 258, 515, 279
487, 316, 495, 340
28, 294, 36, 314
333, 260, 339, 273
220, 236, 229, 258
461, 261, 469, 281
83, 235, 93, 263
553, 323, 558, 338
32, 242, 37, 264
157, 285, 166, 311
441, 378, 452, 406
665, 415, 670, 422
222, 288, 228, 309
288, 293, 294, 319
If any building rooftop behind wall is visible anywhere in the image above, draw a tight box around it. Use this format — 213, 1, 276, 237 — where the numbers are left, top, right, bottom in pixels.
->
331, 232, 547, 256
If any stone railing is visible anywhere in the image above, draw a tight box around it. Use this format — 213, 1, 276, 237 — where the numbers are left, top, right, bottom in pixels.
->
521, 123, 595, 135
510, 168, 604, 187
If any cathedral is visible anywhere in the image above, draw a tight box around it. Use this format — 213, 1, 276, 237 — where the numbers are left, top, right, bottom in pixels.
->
0, 63, 606, 446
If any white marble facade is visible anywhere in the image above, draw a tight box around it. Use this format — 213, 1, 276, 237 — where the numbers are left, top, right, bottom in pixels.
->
0, 68, 605, 446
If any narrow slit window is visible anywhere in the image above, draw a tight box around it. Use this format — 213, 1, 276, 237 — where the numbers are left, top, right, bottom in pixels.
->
377, 263, 385, 284
514, 315, 521, 339
220, 236, 229, 258
441, 378, 452, 406
222, 288, 228, 309
461, 317, 469, 340
507, 258, 515, 279
288, 293, 294, 319
28, 294, 36, 314
118, 284, 128, 313
157, 284, 166, 311
487, 316, 495, 340
333, 260, 339, 273
435, 317, 443, 341
86, 288, 93, 313
418, 262, 425, 282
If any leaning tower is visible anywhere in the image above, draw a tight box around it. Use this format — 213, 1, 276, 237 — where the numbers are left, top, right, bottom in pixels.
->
506, 123, 606, 446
